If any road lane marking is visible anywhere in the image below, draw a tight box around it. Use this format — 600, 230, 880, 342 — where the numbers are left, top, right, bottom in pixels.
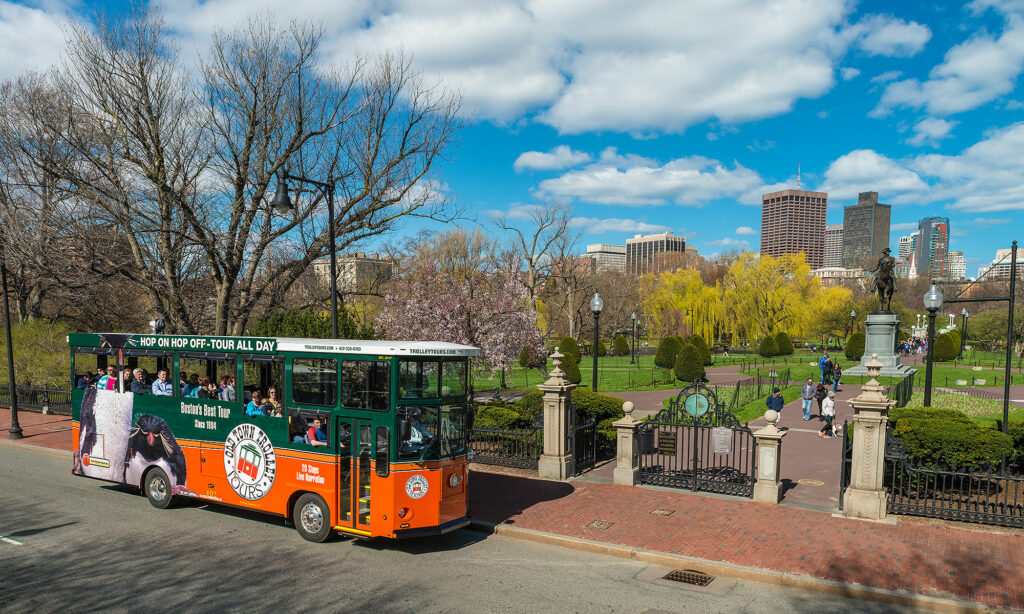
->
1, 536, 23, 545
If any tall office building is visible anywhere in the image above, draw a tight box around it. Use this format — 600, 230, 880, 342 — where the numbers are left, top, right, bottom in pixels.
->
625, 232, 686, 276
897, 232, 919, 277
898, 233, 916, 261
915, 217, 950, 277
946, 250, 966, 280
760, 188, 828, 268
585, 244, 626, 274
842, 192, 891, 269
823, 224, 843, 267
977, 248, 1023, 280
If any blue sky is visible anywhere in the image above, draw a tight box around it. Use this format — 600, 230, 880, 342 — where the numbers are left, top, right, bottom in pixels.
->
3, 0, 1023, 277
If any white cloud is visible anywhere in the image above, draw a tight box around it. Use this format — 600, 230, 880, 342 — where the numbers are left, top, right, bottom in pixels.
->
0, 1, 67, 81
513, 145, 591, 172
569, 217, 671, 235
890, 221, 919, 231
906, 117, 957, 147
840, 67, 861, 80
537, 153, 763, 207
820, 149, 929, 201
735, 226, 756, 235
871, 70, 903, 84
873, 15, 1024, 116
855, 15, 931, 57
706, 237, 751, 248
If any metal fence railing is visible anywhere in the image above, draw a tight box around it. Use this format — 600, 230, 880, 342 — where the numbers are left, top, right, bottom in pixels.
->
726, 368, 791, 412
468, 425, 542, 469
886, 372, 915, 408
572, 417, 597, 475
0, 385, 72, 415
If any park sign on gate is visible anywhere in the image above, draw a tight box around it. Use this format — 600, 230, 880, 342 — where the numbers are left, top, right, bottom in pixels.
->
68, 333, 278, 354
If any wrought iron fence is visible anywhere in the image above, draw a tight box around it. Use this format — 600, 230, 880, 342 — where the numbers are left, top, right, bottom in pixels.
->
886, 372, 915, 408
885, 425, 1024, 528
573, 417, 597, 475
726, 368, 791, 412
838, 420, 852, 509
469, 425, 542, 469
0, 385, 72, 415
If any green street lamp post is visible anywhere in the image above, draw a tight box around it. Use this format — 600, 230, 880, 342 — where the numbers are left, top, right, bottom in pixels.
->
923, 282, 943, 407
630, 311, 636, 365
590, 293, 603, 390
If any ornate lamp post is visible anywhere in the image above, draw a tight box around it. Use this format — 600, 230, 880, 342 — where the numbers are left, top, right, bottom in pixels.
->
958, 308, 968, 360
590, 293, 603, 390
847, 309, 856, 346
271, 169, 340, 338
923, 282, 943, 407
1, 234, 21, 439
630, 312, 636, 365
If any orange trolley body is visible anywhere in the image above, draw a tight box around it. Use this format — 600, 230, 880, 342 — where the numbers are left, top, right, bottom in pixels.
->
69, 333, 479, 541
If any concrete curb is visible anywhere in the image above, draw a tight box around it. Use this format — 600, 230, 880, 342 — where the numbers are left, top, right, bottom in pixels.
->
468, 520, 1004, 614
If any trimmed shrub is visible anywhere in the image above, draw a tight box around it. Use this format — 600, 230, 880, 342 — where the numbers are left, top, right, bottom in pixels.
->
845, 331, 866, 361
889, 406, 969, 428
673, 343, 706, 383
774, 331, 794, 356
932, 332, 959, 362
596, 339, 608, 357
688, 333, 712, 366
757, 335, 779, 357
1007, 421, 1024, 468
572, 387, 626, 449
518, 390, 544, 420
472, 400, 535, 429
558, 337, 581, 363
612, 334, 629, 356
889, 406, 1013, 469
654, 337, 681, 370
561, 354, 582, 385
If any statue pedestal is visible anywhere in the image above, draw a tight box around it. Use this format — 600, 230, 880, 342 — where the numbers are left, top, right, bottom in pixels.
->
845, 312, 917, 378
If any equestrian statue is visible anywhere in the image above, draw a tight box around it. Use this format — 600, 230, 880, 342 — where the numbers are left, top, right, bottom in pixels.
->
866, 247, 897, 311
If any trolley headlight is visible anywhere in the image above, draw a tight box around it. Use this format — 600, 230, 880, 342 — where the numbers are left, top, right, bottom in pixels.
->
448, 473, 460, 488
398, 507, 409, 518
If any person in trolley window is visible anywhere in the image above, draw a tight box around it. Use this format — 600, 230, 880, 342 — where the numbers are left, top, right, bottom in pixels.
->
96, 366, 118, 391
307, 417, 328, 447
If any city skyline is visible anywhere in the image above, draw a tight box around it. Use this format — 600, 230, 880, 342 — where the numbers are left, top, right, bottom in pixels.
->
1, 1, 1022, 274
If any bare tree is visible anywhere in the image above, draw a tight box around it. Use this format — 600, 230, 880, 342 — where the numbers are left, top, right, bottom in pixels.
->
493, 202, 576, 309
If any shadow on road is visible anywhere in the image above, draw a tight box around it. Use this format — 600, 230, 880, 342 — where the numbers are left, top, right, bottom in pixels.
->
468, 470, 575, 526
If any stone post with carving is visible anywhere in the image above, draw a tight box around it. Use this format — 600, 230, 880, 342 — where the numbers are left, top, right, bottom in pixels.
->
752, 410, 787, 504
537, 350, 576, 480
613, 401, 641, 486
842, 353, 896, 520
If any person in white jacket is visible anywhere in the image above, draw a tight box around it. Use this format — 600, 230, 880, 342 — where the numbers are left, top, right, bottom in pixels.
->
818, 390, 836, 438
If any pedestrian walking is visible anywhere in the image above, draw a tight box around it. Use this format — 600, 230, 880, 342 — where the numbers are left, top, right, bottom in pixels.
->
818, 352, 830, 383
766, 387, 784, 423
832, 364, 843, 393
814, 382, 827, 419
819, 390, 836, 438
800, 377, 815, 420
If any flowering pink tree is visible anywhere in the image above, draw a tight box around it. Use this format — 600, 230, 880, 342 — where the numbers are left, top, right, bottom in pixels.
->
376, 251, 542, 378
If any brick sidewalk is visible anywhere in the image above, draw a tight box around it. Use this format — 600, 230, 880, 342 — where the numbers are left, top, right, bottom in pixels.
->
6, 407, 1023, 610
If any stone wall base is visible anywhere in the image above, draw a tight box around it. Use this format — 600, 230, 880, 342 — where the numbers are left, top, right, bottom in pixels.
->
753, 480, 783, 504
538, 454, 574, 481
842, 487, 887, 520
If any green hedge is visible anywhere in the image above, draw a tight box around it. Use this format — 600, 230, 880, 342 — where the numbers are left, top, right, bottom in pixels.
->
845, 331, 866, 361
612, 334, 629, 356
688, 333, 712, 366
514, 387, 624, 449
472, 400, 536, 429
889, 406, 1012, 469
674, 343, 705, 383
654, 337, 681, 369
775, 331, 794, 356
758, 335, 778, 357
558, 337, 581, 363
562, 355, 582, 385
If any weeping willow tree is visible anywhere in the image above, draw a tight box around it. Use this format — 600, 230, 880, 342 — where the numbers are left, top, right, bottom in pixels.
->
720, 252, 847, 344
638, 269, 724, 344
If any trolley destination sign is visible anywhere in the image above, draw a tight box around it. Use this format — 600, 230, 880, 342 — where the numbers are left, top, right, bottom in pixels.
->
68, 333, 277, 354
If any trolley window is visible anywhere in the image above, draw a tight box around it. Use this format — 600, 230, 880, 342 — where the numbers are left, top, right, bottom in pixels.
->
399, 360, 439, 399
441, 361, 467, 396
292, 358, 337, 407
341, 360, 390, 410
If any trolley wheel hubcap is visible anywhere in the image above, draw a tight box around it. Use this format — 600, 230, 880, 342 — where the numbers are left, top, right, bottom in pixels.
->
300, 503, 323, 533
150, 475, 168, 501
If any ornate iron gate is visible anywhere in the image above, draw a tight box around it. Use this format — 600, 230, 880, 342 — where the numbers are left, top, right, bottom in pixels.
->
638, 381, 758, 497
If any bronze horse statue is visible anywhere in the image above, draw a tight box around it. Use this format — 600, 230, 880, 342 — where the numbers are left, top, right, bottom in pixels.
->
867, 248, 897, 311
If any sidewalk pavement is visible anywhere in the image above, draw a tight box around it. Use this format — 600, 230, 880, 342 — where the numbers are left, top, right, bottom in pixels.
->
4, 407, 1022, 611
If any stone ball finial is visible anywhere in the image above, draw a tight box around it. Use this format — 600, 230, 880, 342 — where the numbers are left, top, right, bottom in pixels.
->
764, 409, 779, 426
622, 401, 634, 416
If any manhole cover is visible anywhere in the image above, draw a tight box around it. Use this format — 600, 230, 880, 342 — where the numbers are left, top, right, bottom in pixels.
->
663, 569, 714, 586
587, 520, 614, 530
650, 509, 675, 516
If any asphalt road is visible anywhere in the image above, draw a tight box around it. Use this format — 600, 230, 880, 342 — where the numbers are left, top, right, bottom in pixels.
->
0, 441, 919, 613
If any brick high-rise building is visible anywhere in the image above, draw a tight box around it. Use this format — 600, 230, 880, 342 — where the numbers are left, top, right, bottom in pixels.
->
842, 192, 891, 269
824, 224, 843, 268
760, 188, 828, 267
625, 232, 686, 276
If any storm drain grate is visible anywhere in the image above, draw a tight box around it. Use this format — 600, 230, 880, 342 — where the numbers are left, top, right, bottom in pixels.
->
663, 570, 714, 586
587, 520, 614, 530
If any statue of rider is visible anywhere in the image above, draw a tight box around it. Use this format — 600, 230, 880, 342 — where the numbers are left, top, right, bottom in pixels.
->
866, 247, 897, 311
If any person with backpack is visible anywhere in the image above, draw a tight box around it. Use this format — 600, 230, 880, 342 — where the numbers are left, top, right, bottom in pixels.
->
832, 364, 843, 393
814, 382, 827, 419
819, 390, 836, 438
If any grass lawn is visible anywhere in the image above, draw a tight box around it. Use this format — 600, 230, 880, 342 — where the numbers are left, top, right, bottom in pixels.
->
905, 390, 1024, 426
739, 362, 1023, 388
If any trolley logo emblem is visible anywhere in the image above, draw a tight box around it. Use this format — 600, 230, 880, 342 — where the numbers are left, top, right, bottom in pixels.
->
405, 474, 429, 499
224, 424, 277, 500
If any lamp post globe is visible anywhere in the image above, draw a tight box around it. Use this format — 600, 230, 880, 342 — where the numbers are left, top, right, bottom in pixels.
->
590, 293, 603, 390
923, 282, 943, 407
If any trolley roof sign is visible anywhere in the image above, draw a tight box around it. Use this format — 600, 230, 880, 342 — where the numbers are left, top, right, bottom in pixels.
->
68, 333, 482, 358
